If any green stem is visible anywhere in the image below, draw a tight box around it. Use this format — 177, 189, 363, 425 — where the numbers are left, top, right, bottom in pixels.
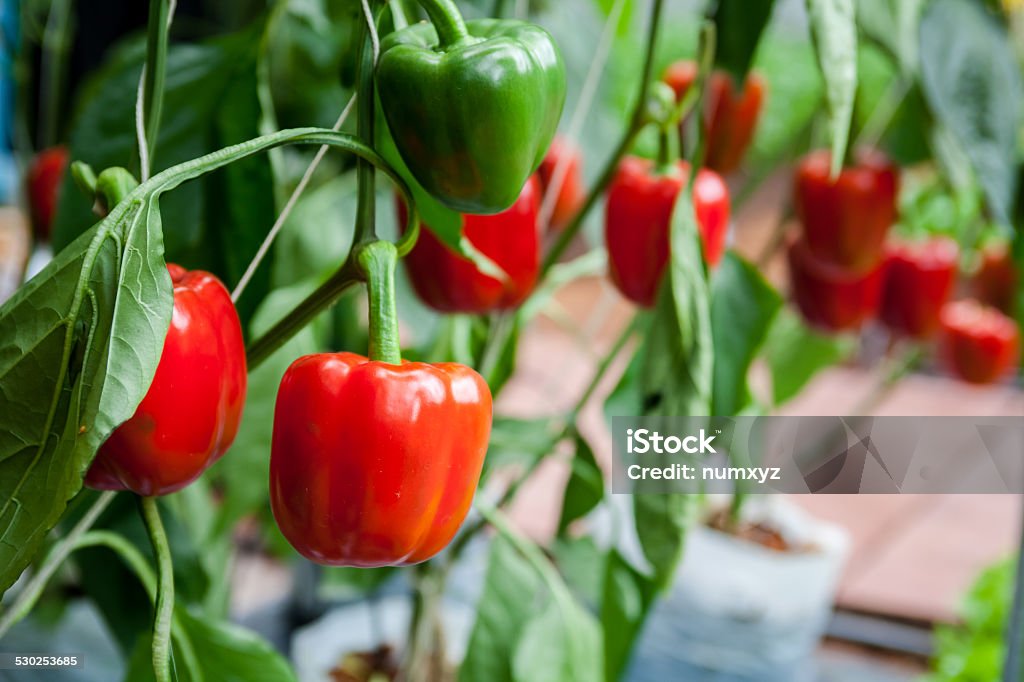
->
656, 127, 675, 171
246, 261, 362, 368
38, 0, 73, 149
492, 0, 508, 17
0, 491, 115, 639
540, 0, 666, 275
416, 0, 471, 46
355, 1, 379, 245
94, 168, 141, 216
139, 497, 174, 682
141, 0, 172, 176
357, 242, 402, 364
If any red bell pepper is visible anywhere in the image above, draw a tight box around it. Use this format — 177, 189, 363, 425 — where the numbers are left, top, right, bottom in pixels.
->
879, 237, 958, 339
399, 176, 540, 313
971, 241, 1017, 314
787, 238, 884, 332
26, 146, 69, 241
938, 299, 1019, 384
269, 351, 492, 567
605, 156, 730, 307
794, 148, 899, 273
536, 135, 584, 230
662, 60, 765, 175
85, 264, 247, 496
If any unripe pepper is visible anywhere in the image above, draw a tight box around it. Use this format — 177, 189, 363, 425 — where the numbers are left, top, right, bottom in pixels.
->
787, 238, 883, 332
662, 61, 765, 175
85, 264, 247, 496
794, 149, 899, 273
270, 242, 493, 567
605, 156, 730, 308
536, 136, 584, 230
376, 2, 566, 214
27, 146, 69, 241
879, 237, 958, 339
971, 241, 1017, 314
938, 299, 1019, 384
399, 176, 540, 313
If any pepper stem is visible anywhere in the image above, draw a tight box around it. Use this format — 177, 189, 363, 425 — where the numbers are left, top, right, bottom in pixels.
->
416, 0, 471, 47
656, 126, 678, 173
358, 241, 402, 364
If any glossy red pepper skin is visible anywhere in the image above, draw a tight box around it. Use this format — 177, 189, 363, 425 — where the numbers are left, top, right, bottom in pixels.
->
85, 264, 247, 496
879, 237, 958, 339
938, 299, 1019, 384
971, 243, 1017, 314
662, 61, 765, 175
536, 136, 584, 230
399, 176, 540, 313
605, 156, 730, 307
787, 238, 883, 332
27, 146, 69, 241
270, 352, 492, 567
794, 149, 899, 273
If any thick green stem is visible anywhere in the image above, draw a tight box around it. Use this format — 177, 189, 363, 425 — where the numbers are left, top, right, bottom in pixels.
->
139, 497, 174, 682
0, 491, 115, 639
540, 0, 666, 275
358, 242, 402, 364
141, 0, 172, 177
246, 262, 362, 368
416, 0, 471, 46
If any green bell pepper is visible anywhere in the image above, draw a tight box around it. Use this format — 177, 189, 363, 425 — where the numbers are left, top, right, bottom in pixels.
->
376, 1, 566, 215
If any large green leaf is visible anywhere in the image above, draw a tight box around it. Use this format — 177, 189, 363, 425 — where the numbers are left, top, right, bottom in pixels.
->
53, 27, 275, 323
638, 187, 713, 417
0, 182, 173, 597
632, 493, 696, 591
460, 535, 544, 682
710, 252, 782, 416
556, 432, 603, 534
764, 308, 854, 405
919, 0, 1022, 225
511, 595, 604, 682
600, 549, 656, 682
712, 0, 776, 81
805, 0, 857, 176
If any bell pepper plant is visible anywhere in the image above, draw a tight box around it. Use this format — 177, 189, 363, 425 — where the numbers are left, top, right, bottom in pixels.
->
1, 1, 1023, 681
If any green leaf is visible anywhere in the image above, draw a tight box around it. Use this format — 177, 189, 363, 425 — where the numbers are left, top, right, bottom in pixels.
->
551, 536, 606, 607
54, 26, 274, 323
511, 596, 604, 682
557, 432, 604, 534
481, 416, 561, 486
710, 252, 782, 416
919, 0, 1022, 225
712, 0, 776, 81
805, 0, 858, 176
460, 535, 544, 682
632, 493, 696, 591
639, 187, 713, 416
590, 0, 635, 36
764, 308, 854, 405
124, 608, 297, 682
600, 549, 657, 682
0, 187, 173, 597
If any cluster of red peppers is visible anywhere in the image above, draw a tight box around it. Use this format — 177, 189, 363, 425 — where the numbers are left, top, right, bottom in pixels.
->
788, 149, 1020, 384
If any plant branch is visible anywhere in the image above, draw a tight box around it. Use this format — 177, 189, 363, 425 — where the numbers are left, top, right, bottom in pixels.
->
140, 497, 174, 682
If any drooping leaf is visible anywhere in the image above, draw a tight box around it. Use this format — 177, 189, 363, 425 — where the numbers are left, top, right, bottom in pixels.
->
600, 549, 657, 682
710, 252, 782, 416
460, 535, 544, 682
511, 594, 604, 682
632, 493, 696, 591
919, 0, 1022, 225
0, 183, 173, 597
711, 0, 776, 82
805, 0, 857, 176
764, 308, 854, 405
